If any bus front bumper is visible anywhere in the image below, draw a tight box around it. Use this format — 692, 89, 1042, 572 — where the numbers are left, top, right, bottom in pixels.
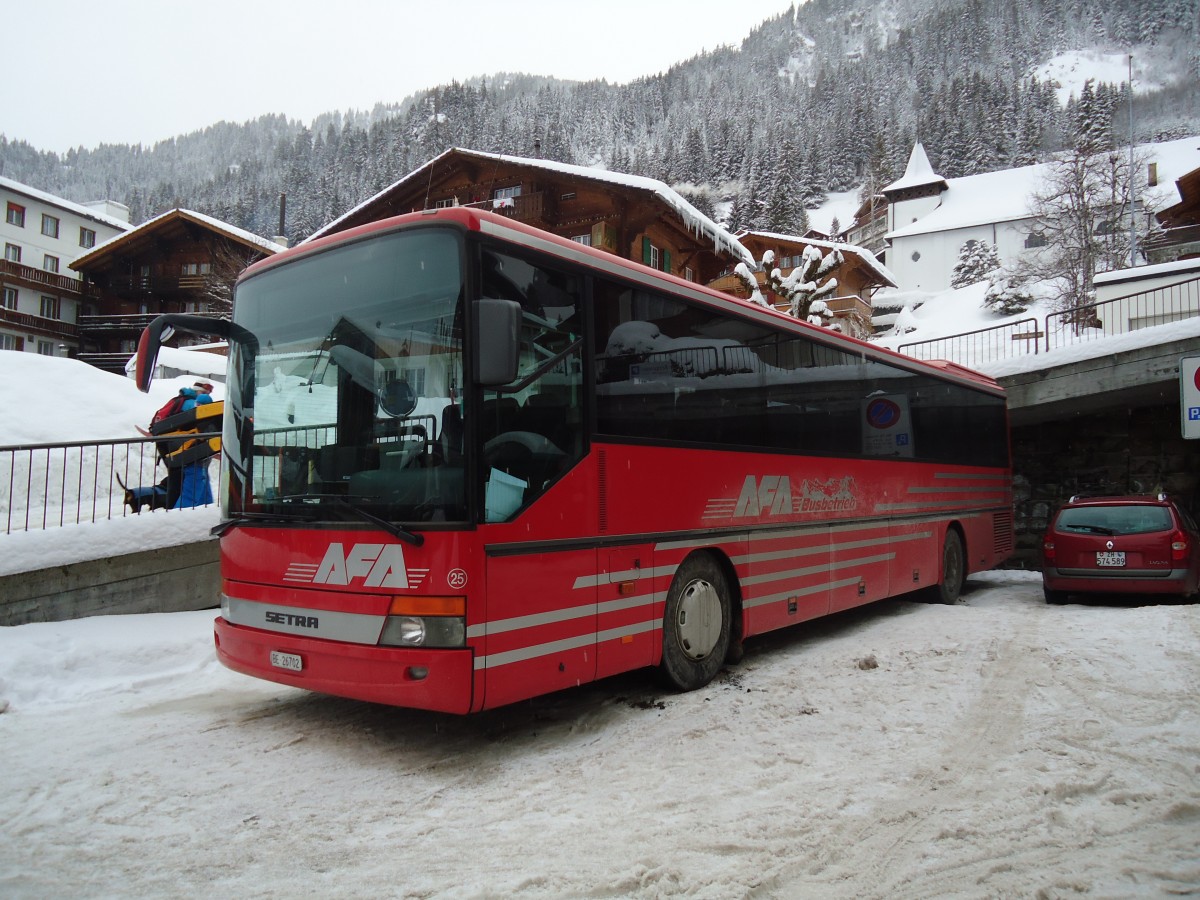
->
213, 617, 475, 714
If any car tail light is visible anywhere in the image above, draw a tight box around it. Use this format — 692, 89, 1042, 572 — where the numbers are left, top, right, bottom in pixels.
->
1170, 530, 1189, 563
1043, 539, 1056, 563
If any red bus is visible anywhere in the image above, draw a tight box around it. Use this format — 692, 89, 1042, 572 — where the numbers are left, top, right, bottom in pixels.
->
137, 207, 1012, 713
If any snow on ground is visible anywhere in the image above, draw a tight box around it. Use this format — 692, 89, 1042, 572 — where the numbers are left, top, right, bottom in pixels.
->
0, 352, 221, 574
3, 304, 1199, 896
1, 572, 1197, 897
1033, 48, 1163, 106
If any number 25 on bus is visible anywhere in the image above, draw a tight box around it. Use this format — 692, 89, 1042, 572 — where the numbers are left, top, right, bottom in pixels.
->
136, 207, 1013, 714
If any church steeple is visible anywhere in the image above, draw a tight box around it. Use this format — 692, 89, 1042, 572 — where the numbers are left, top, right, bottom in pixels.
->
883, 143, 948, 201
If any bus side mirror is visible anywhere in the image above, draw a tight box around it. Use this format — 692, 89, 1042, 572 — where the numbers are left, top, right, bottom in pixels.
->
134, 314, 241, 393
475, 298, 521, 386
134, 317, 174, 392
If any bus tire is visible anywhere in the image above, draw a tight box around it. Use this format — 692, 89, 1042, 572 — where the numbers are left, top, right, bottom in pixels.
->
933, 529, 965, 604
661, 554, 732, 692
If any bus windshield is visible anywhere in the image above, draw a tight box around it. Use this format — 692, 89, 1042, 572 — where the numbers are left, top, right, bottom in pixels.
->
222, 226, 467, 525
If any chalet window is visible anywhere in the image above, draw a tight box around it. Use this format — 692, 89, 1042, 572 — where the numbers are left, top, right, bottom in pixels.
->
433, 198, 456, 209
6, 203, 24, 227
79, 227, 96, 249
560, 192, 576, 201
181, 262, 212, 276
37, 340, 55, 356
571, 233, 592, 246
5, 243, 20, 263
0, 334, 19, 351
43, 254, 59, 273
684, 265, 695, 282
642, 236, 670, 273
2, 287, 17, 309
41, 214, 60, 239
39, 295, 60, 319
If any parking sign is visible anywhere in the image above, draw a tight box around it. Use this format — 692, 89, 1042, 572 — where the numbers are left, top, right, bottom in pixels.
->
1182, 355, 1200, 439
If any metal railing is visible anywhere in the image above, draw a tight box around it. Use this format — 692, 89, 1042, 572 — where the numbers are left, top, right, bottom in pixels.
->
897, 317, 1042, 367
897, 275, 1200, 367
0, 434, 218, 535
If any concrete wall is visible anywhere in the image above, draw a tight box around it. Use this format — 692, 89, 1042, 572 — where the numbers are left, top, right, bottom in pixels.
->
0, 540, 221, 626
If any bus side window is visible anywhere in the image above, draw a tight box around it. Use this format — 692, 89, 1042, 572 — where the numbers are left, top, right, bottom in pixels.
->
481, 250, 584, 520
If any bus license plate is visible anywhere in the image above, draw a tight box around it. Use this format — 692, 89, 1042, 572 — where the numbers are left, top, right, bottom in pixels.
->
1096, 551, 1125, 567
270, 650, 303, 672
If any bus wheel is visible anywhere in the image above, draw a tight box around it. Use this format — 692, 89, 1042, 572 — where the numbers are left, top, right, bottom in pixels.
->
933, 529, 965, 604
661, 555, 732, 691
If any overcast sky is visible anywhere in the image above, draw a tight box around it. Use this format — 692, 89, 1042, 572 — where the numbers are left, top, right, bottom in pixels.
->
7, 0, 791, 154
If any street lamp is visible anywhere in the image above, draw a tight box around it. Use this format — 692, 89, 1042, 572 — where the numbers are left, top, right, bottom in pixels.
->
1128, 54, 1138, 267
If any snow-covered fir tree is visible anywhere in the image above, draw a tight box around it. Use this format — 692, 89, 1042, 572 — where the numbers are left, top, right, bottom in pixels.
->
951, 239, 1001, 288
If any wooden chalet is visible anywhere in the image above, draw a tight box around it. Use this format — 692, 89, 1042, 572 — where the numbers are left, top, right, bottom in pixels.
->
844, 193, 889, 262
308, 148, 752, 285
708, 231, 898, 340
71, 209, 281, 373
1146, 164, 1200, 263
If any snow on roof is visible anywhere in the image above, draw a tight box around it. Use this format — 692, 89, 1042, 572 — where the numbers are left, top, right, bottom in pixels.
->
740, 230, 898, 287
307, 148, 755, 266
0, 175, 132, 232
882, 143, 946, 194
81, 208, 282, 261
1094, 256, 1200, 285
886, 136, 1200, 241
160, 208, 284, 255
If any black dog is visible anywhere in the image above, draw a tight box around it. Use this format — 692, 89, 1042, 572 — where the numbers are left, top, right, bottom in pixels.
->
115, 473, 170, 512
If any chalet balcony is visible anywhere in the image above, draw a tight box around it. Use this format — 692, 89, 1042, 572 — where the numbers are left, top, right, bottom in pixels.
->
1142, 224, 1200, 265
489, 191, 550, 225
706, 272, 749, 296
77, 310, 226, 336
0, 307, 79, 341
76, 351, 136, 374
0, 259, 83, 296
83, 273, 214, 300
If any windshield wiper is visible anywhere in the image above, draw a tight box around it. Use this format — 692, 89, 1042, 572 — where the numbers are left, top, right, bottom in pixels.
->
1068, 524, 1116, 535
275, 494, 424, 546
211, 509, 318, 536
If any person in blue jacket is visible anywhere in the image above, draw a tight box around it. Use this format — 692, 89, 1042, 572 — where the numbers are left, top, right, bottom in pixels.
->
173, 382, 216, 508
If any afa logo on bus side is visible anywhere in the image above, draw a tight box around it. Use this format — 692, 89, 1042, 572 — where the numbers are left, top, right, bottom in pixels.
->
731, 474, 859, 517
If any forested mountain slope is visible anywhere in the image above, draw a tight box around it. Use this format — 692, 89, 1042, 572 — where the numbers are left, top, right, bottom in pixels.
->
1, 0, 1195, 243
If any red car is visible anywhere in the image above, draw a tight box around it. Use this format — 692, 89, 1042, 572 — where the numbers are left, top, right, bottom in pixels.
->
1041, 494, 1200, 603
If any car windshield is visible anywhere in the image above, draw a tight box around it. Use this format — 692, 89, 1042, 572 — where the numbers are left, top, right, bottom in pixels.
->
1056, 505, 1173, 536
221, 226, 467, 525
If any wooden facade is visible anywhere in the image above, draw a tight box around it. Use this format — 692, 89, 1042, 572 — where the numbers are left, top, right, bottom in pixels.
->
310, 149, 747, 286
1147, 165, 1200, 264
71, 210, 279, 373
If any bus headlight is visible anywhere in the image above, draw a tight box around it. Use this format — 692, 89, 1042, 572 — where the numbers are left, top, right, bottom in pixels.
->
378, 596, 466, 648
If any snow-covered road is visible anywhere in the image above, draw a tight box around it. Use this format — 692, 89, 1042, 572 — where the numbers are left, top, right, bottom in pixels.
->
2, 570, 1198, 898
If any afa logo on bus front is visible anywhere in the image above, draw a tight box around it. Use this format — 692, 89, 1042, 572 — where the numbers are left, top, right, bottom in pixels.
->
866, 398, 902, 429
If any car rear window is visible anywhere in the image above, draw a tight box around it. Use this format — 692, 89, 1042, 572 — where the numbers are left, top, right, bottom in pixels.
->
1056, 505, 1173, 535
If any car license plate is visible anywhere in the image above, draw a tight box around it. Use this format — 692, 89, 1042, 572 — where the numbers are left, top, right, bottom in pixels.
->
1096, 551, 1126, 567
270, 650, 303, 672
